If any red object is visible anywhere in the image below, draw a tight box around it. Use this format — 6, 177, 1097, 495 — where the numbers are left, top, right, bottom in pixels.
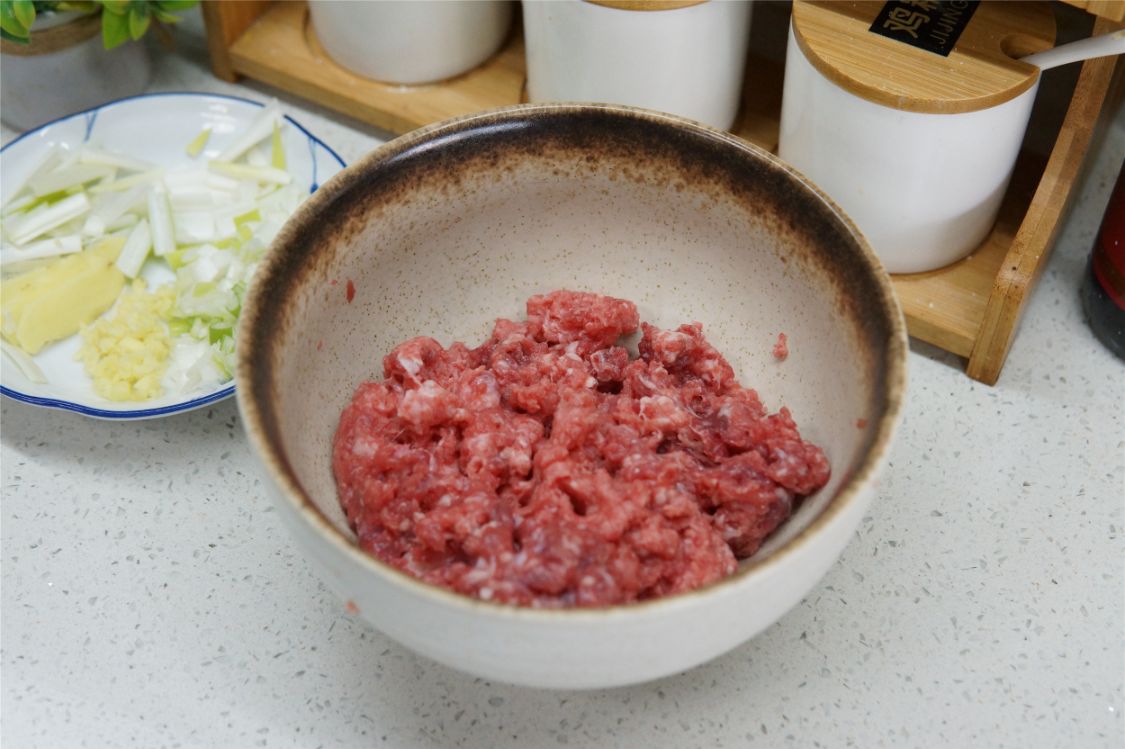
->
333, 291, 830, 607
1082, 160, 1125, 360
772, 332, 789, 361
345, 279, 356, 303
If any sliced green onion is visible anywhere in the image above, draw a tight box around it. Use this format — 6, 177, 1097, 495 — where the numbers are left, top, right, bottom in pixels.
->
5, 145, 62, 203
115, 218, 152, 278
173, 210, 219, 245
209, 324, 232, 344
29, 164, 115, 197
4, 189, 73, 223
83, 185, 146, 237
185, 126, 212, 158
147, 184, 175, 257
88, 168, 165, 194
2, 194, 36, 217
233, 208, 261, 227
104, 212, 140, 232
207, 161, 291, 186
215, 100, 280, 162
0, 235, 82, 264
270, 120, 286, 170
79, 147, 154, 173
10, 192, 91, 245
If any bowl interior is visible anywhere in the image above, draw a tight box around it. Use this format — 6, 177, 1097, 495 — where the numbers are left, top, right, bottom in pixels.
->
241, 105, 903, 585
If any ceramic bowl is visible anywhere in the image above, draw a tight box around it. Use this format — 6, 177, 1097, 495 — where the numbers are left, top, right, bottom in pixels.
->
236, 103, 907, 690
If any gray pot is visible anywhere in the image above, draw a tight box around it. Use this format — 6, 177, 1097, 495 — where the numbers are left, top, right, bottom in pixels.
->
1, 12, 152, 131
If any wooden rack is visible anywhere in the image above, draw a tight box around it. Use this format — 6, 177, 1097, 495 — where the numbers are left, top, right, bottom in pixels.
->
202, 0, 1124, 384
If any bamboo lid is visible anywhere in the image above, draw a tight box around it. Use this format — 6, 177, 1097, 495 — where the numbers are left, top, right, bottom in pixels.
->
585, 1, 708, 11
791, 1, 1056, 114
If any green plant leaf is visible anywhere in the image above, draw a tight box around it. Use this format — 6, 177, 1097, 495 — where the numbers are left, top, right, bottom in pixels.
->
0, 25, 31, 44
11, 0, 35, 30
55, 2, 101, 12
0, 1, 32, 40
155, 0, 198, 11
99, 0, 129, 16
100, 4, 129, 48
127, 3, 148, 39
151, 8, 180, 24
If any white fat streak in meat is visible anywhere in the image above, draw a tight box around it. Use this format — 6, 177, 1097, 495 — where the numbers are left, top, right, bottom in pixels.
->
399, 380, 448, 427
350, 437, 378, 458
463, 556, 499, 586
397, 354, 423, 377
465, 371, 501, 408
653, 330, 690, 363
636, 373, 659, 394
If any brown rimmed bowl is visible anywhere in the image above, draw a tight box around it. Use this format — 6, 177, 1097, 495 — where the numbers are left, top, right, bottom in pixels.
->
236, 103, 907, 689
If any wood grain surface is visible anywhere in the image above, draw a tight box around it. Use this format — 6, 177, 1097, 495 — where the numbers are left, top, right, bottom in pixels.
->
967, 18, 1123, 383
791, 1, 1056, 113
1062, 0, 1125, 22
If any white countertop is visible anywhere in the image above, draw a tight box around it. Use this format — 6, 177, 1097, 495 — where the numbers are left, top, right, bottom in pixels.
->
3, 14, 1123, 749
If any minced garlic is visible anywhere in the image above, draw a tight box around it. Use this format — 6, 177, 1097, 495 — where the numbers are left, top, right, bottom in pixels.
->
78, 280, 175, 401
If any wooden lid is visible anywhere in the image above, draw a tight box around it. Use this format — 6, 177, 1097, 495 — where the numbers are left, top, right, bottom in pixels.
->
585, 1, 708, 11
792, 1, 1056, 114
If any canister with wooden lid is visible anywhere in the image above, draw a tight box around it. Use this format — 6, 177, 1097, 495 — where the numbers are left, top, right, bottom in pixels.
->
778, 1, 1056, 274
522, 0, 752, 130
309, 0, 512, 85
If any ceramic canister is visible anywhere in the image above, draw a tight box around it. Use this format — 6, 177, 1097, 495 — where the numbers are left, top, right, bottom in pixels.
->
779, 1, 1056, 274
309, 0, 512, 86
522, 0, 752, 131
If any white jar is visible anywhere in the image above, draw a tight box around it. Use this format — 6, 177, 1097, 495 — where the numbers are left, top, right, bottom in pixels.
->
310, 0, 512, 86
778, 1, 1055, 274
522, 0, 752, 131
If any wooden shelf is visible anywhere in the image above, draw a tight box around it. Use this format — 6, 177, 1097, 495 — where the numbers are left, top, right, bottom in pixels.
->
202, 0, 1123, 384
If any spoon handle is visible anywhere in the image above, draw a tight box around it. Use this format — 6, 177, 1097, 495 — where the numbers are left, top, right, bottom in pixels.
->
1021, 29, 1125, 71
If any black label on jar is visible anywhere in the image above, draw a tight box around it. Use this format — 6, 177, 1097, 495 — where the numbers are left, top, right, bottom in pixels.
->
869, 1, 980, 57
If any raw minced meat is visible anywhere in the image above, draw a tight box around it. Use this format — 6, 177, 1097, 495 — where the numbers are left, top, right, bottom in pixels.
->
773, 332, 789, 361
333, 290, 830, 607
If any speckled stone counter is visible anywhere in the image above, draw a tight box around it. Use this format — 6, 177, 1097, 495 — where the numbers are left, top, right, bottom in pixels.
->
3, 13, 1122, 749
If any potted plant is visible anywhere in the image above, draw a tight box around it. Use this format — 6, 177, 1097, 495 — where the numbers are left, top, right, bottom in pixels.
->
0, 0, 197, 131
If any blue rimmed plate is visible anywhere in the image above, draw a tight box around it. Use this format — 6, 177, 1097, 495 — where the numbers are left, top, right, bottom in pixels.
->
0, 92, 346, 419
